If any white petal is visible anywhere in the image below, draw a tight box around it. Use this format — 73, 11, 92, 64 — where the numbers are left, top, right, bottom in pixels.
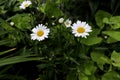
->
32, 28, 37, 33
30, 24, 50, 41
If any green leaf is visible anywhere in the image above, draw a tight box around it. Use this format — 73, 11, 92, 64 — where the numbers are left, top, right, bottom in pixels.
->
10, 14, 32, 30
111, 51, 120, 67
84, 61, 97, 75
109, 16, 120, 29
69, 57, 80, 65
90, 29, 101, 37
0, 55, 45, 66
91, 51, 110, 70
103, 16, 120, 29
103, 17, 109, 24
102, 71, 120, 80
78, 72, 88, 80
0, 39, 12, 46
89, 75, 96, 80
80, 29, 102, 46
0, 48, 16, 56
0, 30, 7, 36
38, 3, 46, 13
103, 31, 120, 41
95, 10, 111, 29
80, 37, 102, 46
0, 18, 14, 30
106, 37, 117, 43
112, 23, 120, 29
45, 1, 63, 17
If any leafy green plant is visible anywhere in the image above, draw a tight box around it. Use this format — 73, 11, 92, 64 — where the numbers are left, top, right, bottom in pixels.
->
1, 0, 120, 80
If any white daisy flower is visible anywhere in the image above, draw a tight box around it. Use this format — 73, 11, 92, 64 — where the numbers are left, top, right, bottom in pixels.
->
58, 18, 64, 23
71, 20, 92, 38
30, 24, 50, 41
64, 19, 72, 27
19, 0, 32, 9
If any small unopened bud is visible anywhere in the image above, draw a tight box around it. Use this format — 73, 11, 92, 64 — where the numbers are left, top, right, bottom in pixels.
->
52, 22, 55, 25
58, 18, 64, 23
51, 16, 54, 18
10, 22, 14, 26
104, 36, 108, 39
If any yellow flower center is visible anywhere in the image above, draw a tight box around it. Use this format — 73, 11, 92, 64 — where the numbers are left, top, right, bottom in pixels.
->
37, 30, 44, 37
77, 27, 85, 33
24, 3, 29, 7
66, 22, 70, 25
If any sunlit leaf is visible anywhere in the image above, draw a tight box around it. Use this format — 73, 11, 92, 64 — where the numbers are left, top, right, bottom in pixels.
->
91, 51, 110, 70
111, 51, 120, 67
95, 10, 111, 29
103, 31, 120, 41
78, 72, 88, 80
80, 37, 102, 46
102, 71, 120, 80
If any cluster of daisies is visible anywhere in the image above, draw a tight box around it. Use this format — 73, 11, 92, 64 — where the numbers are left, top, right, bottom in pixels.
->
30, 18, 92, 41
19, 0, 92, 41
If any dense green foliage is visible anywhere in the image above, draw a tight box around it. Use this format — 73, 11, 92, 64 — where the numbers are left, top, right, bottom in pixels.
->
1, 0, 120, 80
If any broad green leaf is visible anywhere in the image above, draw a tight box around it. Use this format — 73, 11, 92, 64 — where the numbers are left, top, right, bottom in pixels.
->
111, 51, 120, 67
103, 31, 120, 41
77, 63, 96, 80
111, 23, 120, 29
103, 17, 109, 24
84, 69, 91, 75
85, 28, 101, 37
102, 71, 120, 80
84, 61, 97, 75
80, 29, 102, 46
109, 16, 120, 29
80, 37, 102, 46
38, 3, 46, 13
89, 75, 96, 80
78, 72, 88, 80
45, 1, 63, 17
110, 16, 120, 23
95, 10, 111, 29
103, 16, 120, 29
91, 51, 110, 70
106, 37, 117, 43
